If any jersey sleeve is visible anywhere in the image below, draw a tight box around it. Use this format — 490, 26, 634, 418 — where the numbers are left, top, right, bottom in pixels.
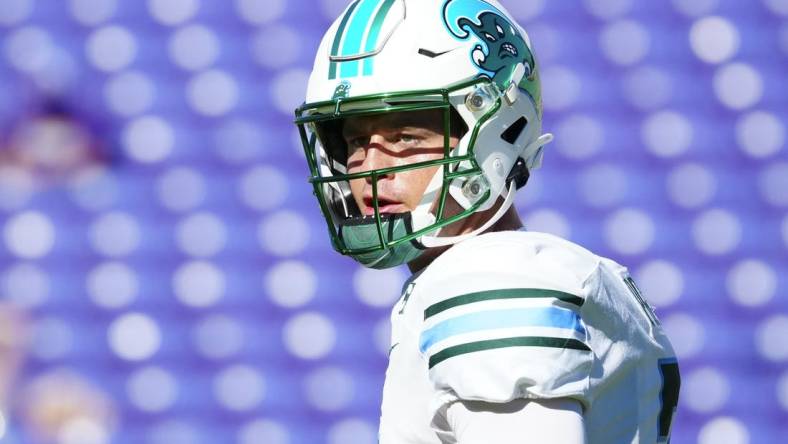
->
417, 233, 600, 419
445, 398, 586, 444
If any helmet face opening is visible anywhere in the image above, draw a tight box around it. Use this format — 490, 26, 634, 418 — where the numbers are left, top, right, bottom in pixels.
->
294, 79, 498, 267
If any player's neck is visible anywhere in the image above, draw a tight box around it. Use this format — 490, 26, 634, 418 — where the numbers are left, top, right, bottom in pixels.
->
407, 206, 523, 274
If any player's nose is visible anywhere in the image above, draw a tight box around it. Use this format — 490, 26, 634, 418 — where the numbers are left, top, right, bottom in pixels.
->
362, 135, 395, 182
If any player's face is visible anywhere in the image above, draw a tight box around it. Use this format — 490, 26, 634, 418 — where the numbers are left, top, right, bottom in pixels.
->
342, 110, 459, 216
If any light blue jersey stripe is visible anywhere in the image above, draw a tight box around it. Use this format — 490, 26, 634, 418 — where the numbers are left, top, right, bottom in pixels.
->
339, 0, 379, 78
419, 307, 585, 353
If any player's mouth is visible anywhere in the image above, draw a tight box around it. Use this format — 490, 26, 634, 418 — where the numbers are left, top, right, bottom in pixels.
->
362, 196, 406, 216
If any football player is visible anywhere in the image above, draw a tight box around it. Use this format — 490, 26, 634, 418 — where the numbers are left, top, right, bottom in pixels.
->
294, 1, 680, 442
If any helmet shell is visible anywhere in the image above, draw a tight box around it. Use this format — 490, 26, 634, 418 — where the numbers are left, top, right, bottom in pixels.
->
306, 0, 540, 111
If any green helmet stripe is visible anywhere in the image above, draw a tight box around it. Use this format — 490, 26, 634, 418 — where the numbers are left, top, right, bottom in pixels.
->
362, 0, 396, 76
338, 0, 380, 78
328, 0, 360, 80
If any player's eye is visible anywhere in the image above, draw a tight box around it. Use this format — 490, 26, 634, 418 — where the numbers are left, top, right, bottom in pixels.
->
397, 133, 419, 144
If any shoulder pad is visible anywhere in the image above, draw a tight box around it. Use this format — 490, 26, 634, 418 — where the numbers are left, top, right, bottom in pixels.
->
416, 231, 598, 409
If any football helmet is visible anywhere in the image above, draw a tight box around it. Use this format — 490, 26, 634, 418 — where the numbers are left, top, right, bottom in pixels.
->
295, 0, 552, 268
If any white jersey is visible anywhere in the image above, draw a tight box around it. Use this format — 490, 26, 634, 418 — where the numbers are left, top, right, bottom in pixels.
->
379, 230, 680, 444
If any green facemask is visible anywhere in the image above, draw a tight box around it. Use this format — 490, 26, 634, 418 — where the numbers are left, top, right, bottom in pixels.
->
338, 213, 426, 269
295, 78, 501, 270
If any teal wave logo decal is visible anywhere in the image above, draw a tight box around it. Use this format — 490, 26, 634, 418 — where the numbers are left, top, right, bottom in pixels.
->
442, 0, 536, 91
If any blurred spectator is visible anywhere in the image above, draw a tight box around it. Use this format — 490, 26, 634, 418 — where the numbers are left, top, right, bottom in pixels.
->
17, 369, 117, 444
1, 102, 107, 185
0, 303, 29, 442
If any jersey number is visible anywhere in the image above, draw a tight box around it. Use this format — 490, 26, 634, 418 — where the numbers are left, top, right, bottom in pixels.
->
657, 358, 680, 442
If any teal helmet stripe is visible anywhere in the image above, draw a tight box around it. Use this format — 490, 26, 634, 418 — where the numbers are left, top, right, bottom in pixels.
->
362, 0, 396, 76
329, 0, 398, 80
338, 0, 380, 78
328, 0, 361, 80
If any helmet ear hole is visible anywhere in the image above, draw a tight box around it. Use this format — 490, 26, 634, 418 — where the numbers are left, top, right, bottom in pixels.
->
500, 116, 528, 144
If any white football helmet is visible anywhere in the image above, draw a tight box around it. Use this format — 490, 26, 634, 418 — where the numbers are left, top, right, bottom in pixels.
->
295, 0, 552, 268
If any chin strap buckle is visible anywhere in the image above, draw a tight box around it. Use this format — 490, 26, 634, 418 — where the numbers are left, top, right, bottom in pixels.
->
506, 157, 530, 190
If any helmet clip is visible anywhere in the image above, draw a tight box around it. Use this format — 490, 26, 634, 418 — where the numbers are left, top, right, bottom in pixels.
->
464, 84, 497, 113
462, 175, 490, 202
503, 63, 527, 106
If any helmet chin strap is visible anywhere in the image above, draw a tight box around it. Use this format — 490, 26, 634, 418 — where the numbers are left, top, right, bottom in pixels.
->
418, 133, 553, 249
409, 164, 444, 232
419, 178, 516, 248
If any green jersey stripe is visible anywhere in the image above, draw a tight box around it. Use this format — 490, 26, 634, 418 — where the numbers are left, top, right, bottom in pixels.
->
424, 288, 584, 320
362, 0, 396, 76
339, 0, 379, 78
428, 336, 591, 369
328, 0, 361, 80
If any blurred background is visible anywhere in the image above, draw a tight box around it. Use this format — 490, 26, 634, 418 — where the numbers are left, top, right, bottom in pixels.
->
0, 0, 785, 443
